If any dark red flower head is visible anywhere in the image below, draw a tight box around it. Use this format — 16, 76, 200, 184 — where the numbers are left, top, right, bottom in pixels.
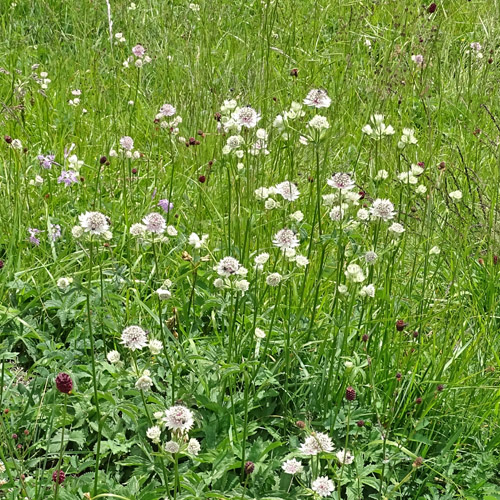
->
244, 461, 255, 475
396, 320, 407, 331
346, 386, 356, 401
198, 175, 206, 183
55, 373, 73, 394
52, 469, 65, 484
427, 3, 437, 13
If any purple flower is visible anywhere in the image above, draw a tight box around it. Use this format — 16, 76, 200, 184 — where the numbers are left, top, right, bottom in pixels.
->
158, 199, 174, 213
58, 170, 79, 186
151, 188, 157, 199
50, 224, 61, 241
37, 154, 56, 169
28, 228, 41, 246
132, 44, 145, 58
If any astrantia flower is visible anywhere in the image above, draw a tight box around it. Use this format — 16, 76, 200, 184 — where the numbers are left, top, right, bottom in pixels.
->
254, 253, 270, 265
163, 405, 194, 434
311, 476, 335, 497
255, 328, 266, 339
266, 273, 282, 286
308, 115, 330, 130
300, 432, 334, 456
156, 287, 171, 300
79, 211, 109, 235
336, 449, 354, 465
165, 441, 180, 454
364, 251, 378, 263
132, 44, 145, 58
449, 190, 462, 201
120, 325, 148, 351
119, 136, 134, 151
398, 128, 418, 148
290, 210, 304, 222
135, 371, 153, 391
329, 206, 344, 221
273, 228, 299, 250
265, 198, 278, 210
295, 255, 309, 267
107, 350, 120, 364
303, 89, 331, 109
389, 222, 405, 234
411, 54, 424, 67
130, 223, 147, 237
282, 458, 303, 474
357, 208, 370, 221
255, 187, 270, 200
275, 180, 300, 201
359, 284, 375, 297
236, 279, 250, 294
429, 245, 441, 255
146, 425, 161, 444
188, 233, 208, 248
57, 277, 72, 290
142, 212, 166, 234
370, 199, 396, 221
159, 103, 176, 117
149, 339, 163, 355
187, 438, 201, 456
362, 114, 395, 139
327, 173, 355, 190
216, 256, 241, 277
345, 263, 365, 283
233, 106, 260, 128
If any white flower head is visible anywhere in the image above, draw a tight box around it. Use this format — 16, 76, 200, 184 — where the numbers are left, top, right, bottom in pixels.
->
120, 325, 148, 351
165, 440, 180, 453
143, 212, 166, 234
327, 172, 355, 190
273, 228, 299, 250
162, 405, 194, 434
187, 438, 201, 455
107, 350, 121, 364
282, 458, 303, 474
300, 432, 334, 456
78, 212, 109, 236
449, 190, 462, 201
266, 272, 282, 287
308, 115, 330, 130
146, 426, 161, 444
336, 449, 354, 465
303, 89, 331, 108
275, 180, 300, 201
149, 339, 163, 355
370, 199, 396, 221
311, 476, 335, 497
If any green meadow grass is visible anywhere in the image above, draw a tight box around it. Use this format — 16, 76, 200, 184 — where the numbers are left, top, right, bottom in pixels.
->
0, 0, 500, 499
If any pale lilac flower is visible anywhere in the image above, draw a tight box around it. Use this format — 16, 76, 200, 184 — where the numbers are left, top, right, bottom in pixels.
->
38, 154, 55, 169
58, 170, 79, 186
120, 136, 134, 151
282, 458, 303, 475
132, 44, 145, 58
28, 228, 41, 246
216, 256, 242, 277
50, 224, 61, 241
158, 199, 174, 213
311, 476, 335, 497
159, 103, 176, 117
303, 89, 331, 108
